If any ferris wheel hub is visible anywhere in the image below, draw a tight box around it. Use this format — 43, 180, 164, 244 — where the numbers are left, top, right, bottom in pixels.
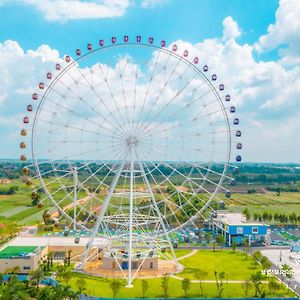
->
126, 136, 138, 147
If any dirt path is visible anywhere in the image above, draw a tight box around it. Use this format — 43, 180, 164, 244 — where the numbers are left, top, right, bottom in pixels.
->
50, 195, 93, 218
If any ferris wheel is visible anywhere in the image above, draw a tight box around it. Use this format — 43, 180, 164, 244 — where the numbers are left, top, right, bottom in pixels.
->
20, 35, 242, 286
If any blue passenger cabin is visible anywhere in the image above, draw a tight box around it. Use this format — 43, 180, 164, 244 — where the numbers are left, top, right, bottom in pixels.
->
209, 211, 269, 246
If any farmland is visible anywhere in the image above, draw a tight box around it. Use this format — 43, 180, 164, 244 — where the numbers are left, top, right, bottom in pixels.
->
225, 192, 300, 216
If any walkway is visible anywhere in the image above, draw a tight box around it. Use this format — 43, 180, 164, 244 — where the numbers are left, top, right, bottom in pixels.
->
177, 249, 198, 261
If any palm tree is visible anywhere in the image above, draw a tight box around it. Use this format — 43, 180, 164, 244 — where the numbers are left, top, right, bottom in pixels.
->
194, 269, 208, 296
29, 265, 45, 291
250, 272, 263, 297
67, 249, 72, 266
56, 264, 66, 282
62, 269, 72, 286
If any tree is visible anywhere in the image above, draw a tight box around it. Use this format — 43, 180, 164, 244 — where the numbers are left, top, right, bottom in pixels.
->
67, 249, 72, 266
181, 278, 191, 298
216, 234, 225, 250
241, 280, 252, 297
214, 270, 226, 297
56, 264, 66, 282
62, 269, 72, 286
110, 279, 122, 298
281, 264, 293, 280
242, 208, 251, 220
194, 269, 208, 296
242, 238, 249, 260
204, 231, 211, 244
141, 279, 149, 298
29, 265, 45, 291
268, 277, 280, 295
231, 241, 238, 252
262, 212, 269, 221
46, 251, 54, 271
76, 277, 87, 295
261, 256, 272, 269
250, 272, 263, 297
161, 273, 170, 298
252, 250, 263, 264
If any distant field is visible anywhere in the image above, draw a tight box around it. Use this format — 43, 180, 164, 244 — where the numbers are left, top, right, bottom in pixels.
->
0, 179, 51, 225
225, 192, 300, 215
1, 177, 300, 226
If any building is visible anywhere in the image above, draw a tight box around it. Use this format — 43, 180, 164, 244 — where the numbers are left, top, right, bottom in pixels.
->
209, 211, 269, 246
0, 236, 109, 273
0, 246, 47, 274
102, 250, 158, 271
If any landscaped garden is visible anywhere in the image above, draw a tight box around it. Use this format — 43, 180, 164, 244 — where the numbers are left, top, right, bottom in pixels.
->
65, 250, 295, 298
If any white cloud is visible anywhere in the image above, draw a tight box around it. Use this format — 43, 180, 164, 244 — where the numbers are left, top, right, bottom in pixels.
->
222, 16, 241, 40
20, 0, 130, 21
256, 0, 300, 65
141, 0, 166, 8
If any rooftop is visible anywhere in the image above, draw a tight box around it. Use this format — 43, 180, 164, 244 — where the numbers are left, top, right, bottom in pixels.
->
0, 246, 38, 259
213, 211, 266, 226
7, 236, 109, 247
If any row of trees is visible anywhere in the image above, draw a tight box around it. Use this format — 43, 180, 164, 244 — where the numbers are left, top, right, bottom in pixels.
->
0, 186, 18, 195
242, 208, 300, 224
109, 270, 287, 298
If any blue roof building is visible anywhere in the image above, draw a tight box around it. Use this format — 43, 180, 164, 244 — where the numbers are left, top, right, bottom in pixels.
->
209, 211, 269, 246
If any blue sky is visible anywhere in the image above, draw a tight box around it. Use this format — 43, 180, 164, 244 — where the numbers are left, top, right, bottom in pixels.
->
0, 0, 300, 162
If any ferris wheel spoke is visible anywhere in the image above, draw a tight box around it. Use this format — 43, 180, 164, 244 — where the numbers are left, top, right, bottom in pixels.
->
140, 82, 221, 138
161, 160, 224, 198
134, 54, 186, 136
96, 64, 132, 136
51, 148, 128, 218
35, 116, 116, 139
72, 66, 130, 138
142, 104, 229, 142
132, 48, 162, 136
115, 58, 134, 133
140, 159, 197, 229
142, 159, 200, 215
38, 94, 125, 140
46, 74, 128, 138
134, 57, 200, 137
182, 162, 230, 192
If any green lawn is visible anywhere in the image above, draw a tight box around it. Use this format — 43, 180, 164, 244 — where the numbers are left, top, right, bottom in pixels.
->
68, 272, 294, 298
174, 249, 192, 259
178, 250, 261, 280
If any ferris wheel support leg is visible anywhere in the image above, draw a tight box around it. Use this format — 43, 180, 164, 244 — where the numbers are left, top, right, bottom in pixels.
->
73, 167, 78, 232
81, 158, 127, 268
134, 149, 179, 269
126, 146, 134, 288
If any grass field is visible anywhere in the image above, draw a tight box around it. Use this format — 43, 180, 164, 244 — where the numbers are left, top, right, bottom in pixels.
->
0, 179, 51, 225
178, 250, 261, 280
67, 272, 294, 298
